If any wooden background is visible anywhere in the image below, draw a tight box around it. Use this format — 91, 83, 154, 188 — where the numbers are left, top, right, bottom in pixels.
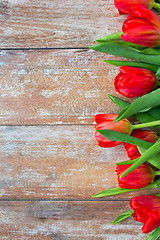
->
0, 0, 159, 239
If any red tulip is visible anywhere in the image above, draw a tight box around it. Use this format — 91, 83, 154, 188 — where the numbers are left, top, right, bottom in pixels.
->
130, 195, 160, 233
122, 4, 160, 47
125, 130, 158, 160
95, 114, 132, 147
114, 0, 154, 15
114, 66, 158, 98
116, 163, 155, 189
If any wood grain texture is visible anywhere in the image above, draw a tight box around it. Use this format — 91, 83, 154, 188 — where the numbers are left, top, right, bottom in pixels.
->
0, 0, 124, 48
0, 200, 148, 239
1, 0, 158, 238
0, 49, 125, 125
0, 125, 159, 199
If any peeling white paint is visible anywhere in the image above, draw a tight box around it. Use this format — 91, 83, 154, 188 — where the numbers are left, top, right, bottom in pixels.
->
19, 169, 48, 182
39, 109, 51, 116
41, 88, 70, 98
0, 189, 6, 197
0, 210, 12, 224
84, 90, 99, 98
7, 0, 29, 5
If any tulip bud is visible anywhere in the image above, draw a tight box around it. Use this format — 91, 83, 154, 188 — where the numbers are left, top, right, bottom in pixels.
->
125, 130, 158, 160
114, 66, 158, 98
122, 4, 160, 47
130, 195, 160, 233
95, 114, 132, 147
116, 163, 155, 189
114, 0, 154, 15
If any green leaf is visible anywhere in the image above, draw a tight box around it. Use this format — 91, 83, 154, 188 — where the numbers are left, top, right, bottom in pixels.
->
108, 95, 159, 124
148, 107, 160, 120
92, 179, 160, 198
135, 112, 159, 124
97, 129, 153, 149
108, 94, 130, 109
121, 140, 160, 178
156, 67, 160, 80
97, 129, 160, 169
115, 88, 160, 122
138, 142, 160, 168
96, 32, 122, 43
140, 48, 160, 55
92, 187, 134, 197
112, 210, 134, 225
101, 41, 145, 51
115, 159, 138, 165
88, 43, 160, 65
104, 60, 159, 72
137, 146, 148, 155
97, 130, 160, 168
147, 226, 160, 240
153, 1, 160, 11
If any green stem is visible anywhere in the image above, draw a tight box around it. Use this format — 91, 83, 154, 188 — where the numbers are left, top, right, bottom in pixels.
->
155, 171, 160, 176
132, 120, 160, 129
153, 2, 160, 11
96, 32, 122, 43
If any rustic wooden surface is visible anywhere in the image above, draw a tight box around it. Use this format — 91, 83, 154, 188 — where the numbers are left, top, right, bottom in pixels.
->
0, 201, 147, 240
0, 0, 123, 48
0, 49, 122, 125
0, 0, 156, 239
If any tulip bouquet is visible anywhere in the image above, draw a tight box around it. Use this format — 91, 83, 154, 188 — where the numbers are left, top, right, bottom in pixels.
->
89, 1, 160, 239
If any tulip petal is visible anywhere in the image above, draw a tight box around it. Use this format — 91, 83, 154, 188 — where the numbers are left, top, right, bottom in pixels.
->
122, 15, 151, 32
131, 4, 160, 27
116, 163, 154, 189
122, 25, 160, 47
114, 0, 153, 15
114, 66, 158, 97
94, 114, 118, 124
142, 217, 160, 233
130, 195, 160, 233
95, 114, 132, 147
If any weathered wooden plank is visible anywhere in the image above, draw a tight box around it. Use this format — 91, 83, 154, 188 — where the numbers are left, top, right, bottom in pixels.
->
0, 200, 148, 239
0, 49, 125, 125
0, 0, 124, 48
0, 125, 158, 199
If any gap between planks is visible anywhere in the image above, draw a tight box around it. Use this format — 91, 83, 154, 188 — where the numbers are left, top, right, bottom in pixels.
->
0, 198, 129, 202
0, 47, 88, 51
0, 124, 94, 126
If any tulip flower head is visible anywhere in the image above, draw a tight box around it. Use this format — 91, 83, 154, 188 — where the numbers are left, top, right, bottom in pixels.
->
130, 195, 160, 233
95, 114, 132, 147
114, 0, 154, 15
122, 4, 160, 47
116, 163, 155, 189
125, 130, 158, 159
114, 66, 158, 98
